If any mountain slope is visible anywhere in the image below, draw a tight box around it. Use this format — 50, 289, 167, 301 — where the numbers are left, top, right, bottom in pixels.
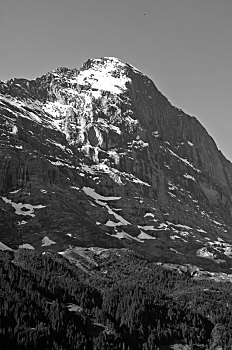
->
1, 57, 232, 272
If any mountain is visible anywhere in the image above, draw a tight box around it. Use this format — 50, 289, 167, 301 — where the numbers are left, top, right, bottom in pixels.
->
1, 56, 232, 274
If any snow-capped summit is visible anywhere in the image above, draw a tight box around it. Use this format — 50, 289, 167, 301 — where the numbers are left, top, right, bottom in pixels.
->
77, 57, 131, 95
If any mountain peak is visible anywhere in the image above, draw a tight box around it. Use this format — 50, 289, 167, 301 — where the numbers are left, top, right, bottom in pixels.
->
82, 56, 128, 69
1, 57, 232, 276
77, 56, 132, 95
83, 56, 147, 76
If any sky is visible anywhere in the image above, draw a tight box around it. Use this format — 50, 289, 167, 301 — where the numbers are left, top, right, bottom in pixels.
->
0, 0, 232, 160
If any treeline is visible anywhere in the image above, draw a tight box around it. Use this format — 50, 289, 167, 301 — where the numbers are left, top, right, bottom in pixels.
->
1, 249, 232, 349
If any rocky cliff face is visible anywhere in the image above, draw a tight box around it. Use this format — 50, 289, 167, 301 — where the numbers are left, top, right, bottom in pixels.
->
1, 57, 232, 272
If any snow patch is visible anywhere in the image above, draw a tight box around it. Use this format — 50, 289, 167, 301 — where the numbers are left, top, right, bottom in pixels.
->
196, 247, 215, 259
183, 173, 195, 181
82, 187, 130, 226
168, 181, 178, 191
167, 222, 192, 230
81, 163, 150, 187
131, 139, 149, 148
211, 219, 223, 226
138, 225, 157, 231
197, 228, 207, 233
1, 197, 46, 217
152, 131, 159, 138
41, 236, 56, 247
29, 111, 42, 123
105, 220, 121, 227
48, 160, 75, 168
19, 243, 35, 250
70, 186, 80, 190
138, 231, 156, 240
0, 242, 13, 251
168, 192, 176, 197
47, 139, 66, 151
144, 212, 154, 218
18, 220, 27, 225
169, 248, 183, 254
11, 125, 18, 135
77, 57, 131, 95
167, 148, 201, 172
109, 230, 142, 242
82, 187, 121, 201
9, 189, 21, 194
170, 235, 181, 240
66, 304, 83, 313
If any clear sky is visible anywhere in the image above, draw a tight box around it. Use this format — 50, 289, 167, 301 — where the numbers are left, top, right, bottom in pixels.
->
1, 0, 232, 160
